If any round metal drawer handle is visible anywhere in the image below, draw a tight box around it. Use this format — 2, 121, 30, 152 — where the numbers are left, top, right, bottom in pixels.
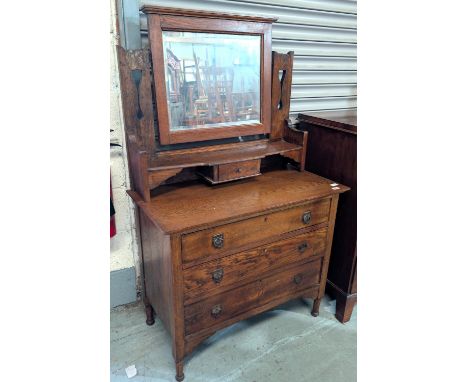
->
211, 304, 223, 318
212, 233, 224, 249
293, 274, 303, 285
302, 211, 311, 224
212, 268, 224, 284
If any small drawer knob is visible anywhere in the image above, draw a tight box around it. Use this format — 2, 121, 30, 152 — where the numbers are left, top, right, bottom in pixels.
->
298, 242, 308, 253
293, 274, 303, 285
211, 304, 223, 318
302, 211, 311, 224
212, 268, 224, 283
212, 233, 224, 249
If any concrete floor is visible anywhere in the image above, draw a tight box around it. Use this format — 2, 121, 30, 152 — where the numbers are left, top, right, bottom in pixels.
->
110, 295, 356, 382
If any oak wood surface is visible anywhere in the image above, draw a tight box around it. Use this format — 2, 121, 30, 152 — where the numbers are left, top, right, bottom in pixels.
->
183, 284, 320, 357
140, 5, 278, 23
183, 228, 328, 304
181, 198, 330, 263
217, 159, 261, 182
150, 140, 301, 170
133, 170, 348, 234
139, 211, 175, 338
271, 52, 294, 140
184, 259, 322, 335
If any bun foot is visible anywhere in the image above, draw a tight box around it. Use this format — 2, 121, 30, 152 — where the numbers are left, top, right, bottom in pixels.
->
144, 298, 155, 326
146, 317, 155, 326
175, 361, 184, 381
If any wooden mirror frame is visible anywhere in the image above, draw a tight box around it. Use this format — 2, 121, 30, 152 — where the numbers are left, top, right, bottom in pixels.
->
143, 6, 275, 145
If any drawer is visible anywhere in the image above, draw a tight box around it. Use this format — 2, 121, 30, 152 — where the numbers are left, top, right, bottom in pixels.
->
218, 159, 260, 182
184, 259, 322, 335
198, 159, 261, 184
181, 198, 331, 264
183, 228, 327, 303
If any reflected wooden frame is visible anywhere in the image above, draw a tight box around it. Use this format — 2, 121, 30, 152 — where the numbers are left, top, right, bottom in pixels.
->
143, 7, 274, 145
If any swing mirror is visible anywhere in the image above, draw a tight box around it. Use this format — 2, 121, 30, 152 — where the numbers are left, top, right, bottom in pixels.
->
145, 7, 272, 145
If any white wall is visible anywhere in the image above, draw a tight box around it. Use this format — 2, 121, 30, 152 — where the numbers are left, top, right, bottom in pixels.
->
110, 0, 141, 291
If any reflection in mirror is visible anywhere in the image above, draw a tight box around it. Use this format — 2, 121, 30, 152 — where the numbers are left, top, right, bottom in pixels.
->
162, 31, 261, 131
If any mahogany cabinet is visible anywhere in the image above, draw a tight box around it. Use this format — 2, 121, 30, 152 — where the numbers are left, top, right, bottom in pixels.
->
298, 111, 357, 323
117, 6, 348, 380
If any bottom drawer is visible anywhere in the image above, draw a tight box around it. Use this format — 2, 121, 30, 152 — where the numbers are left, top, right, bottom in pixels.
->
184, 259, 322, 335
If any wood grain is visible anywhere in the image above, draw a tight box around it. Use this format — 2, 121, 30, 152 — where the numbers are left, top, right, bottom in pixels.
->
141, 5, 277, 23
217, 159, 261, 182
181, 198, 330, 263
150, 140, 301, 171
184, 259, 322, 335
270, 51, 294, 140
136, 170, 348, 233
183, 228, 328, 303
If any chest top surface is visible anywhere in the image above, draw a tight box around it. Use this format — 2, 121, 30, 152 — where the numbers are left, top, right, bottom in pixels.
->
131, 170, 348, 233
298, 110, 357, 135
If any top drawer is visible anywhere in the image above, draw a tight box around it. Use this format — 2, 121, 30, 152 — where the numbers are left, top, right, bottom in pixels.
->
181, 197, 331, 264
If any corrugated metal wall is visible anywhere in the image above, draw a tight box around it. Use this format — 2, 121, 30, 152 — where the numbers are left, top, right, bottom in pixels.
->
134, 0, 356, 118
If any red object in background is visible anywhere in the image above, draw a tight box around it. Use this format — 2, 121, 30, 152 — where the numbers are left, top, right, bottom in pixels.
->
110, 176, 117, 238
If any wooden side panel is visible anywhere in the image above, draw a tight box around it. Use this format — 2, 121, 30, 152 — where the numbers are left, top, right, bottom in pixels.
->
181, 198, 331, 263
183, 228, 328, 303
270, 51, 294, 140
139, 211, 175, 339
116, 46, 155, 152
184, 259, 322, 335
116, 46, 156, 201
282, 123, 308, 171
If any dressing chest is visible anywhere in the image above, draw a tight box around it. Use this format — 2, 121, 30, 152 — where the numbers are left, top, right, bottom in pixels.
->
117, 6, 348, 381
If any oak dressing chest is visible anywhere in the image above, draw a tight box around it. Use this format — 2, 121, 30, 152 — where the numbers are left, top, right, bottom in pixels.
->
117, 6, 349, 381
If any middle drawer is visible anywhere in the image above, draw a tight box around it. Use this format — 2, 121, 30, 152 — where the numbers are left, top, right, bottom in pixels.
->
183, 228, 328, 304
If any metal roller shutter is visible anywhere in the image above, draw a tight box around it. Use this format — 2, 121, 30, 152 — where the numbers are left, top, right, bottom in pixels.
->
120, 0, 357, 118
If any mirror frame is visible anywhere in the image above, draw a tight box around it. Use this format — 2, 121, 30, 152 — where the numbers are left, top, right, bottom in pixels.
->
145, 8, 273, 145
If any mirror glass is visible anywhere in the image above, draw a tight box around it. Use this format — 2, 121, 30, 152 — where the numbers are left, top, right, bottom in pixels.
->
162, 31, 261, 131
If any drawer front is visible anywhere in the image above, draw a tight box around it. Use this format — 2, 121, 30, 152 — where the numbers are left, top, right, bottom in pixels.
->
218, 159, 260, 182
184, 259, 322, 335
181, 198, 331, 264
183, 228, 327, 303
